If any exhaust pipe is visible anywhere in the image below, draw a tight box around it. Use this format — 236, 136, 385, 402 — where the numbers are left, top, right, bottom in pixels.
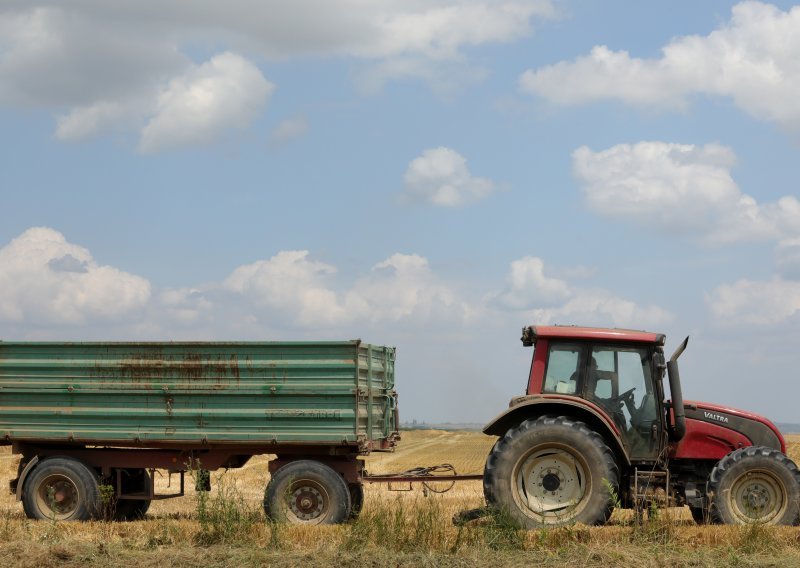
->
667, 336, 689, 442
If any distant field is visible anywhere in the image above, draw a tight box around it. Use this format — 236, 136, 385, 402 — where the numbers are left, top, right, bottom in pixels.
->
0, 432, 800, 567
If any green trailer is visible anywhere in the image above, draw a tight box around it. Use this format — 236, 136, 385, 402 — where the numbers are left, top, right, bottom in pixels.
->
0, 340, 399, 524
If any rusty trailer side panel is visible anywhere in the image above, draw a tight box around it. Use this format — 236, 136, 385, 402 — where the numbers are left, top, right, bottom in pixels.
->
0, 341, 397, 451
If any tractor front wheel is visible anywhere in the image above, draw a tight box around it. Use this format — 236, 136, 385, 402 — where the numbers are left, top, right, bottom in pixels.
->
483, 416, 619, 528
708, 446, 800, 525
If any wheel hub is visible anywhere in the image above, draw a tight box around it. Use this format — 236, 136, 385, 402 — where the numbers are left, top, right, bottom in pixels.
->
290, 486, 324, 521
542, 472, 561, 492
730, 471, 786, 523
743, 484, 770, 512
37, 476, 79, 518
516, 448, 586, 519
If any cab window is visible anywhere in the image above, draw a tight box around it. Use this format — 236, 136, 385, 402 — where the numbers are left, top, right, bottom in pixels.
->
542, 343, 584, 395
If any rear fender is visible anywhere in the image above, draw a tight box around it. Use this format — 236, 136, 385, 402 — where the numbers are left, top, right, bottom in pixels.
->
483, 397, 631, 466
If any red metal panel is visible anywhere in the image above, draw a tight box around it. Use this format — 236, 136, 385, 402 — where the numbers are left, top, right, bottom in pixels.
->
529, 325, 661, 344
669, 418, 750, 460
526, 339, 548, 395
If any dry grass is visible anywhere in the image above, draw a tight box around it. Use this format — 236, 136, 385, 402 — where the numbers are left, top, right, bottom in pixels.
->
0, 432, 798, 567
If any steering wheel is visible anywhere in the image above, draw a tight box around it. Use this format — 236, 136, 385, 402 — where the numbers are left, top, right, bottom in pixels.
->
609, 387, 636, 405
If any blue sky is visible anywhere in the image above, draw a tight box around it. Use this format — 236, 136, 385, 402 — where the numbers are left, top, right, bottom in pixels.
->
1, 1, 800, 424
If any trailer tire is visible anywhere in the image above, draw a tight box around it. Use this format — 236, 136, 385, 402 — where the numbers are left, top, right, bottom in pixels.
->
22, 457, 101, 521
264, 460, 351, 525
483, 415, 619, 528
708, 446, 800, 525
348, 483, 364, 520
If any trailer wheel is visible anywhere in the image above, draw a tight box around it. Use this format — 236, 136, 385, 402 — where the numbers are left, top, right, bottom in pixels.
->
22, 457, 101, 521
708, 446, 800, 525
114, 469, 152, 521
483, 415, 619, 528
264, 460, 351, 525
348, 483, 364, 519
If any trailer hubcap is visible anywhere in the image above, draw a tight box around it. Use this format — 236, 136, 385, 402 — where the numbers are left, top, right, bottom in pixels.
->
515, 447, 586, 521
36, 475, 79, 520
288, 483, 328, 522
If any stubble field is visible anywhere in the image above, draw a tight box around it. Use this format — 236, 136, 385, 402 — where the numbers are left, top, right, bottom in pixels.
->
1, 431, 800, 567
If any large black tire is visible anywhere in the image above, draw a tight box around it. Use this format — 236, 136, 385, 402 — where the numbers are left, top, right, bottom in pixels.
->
708, 446, 800, 525
483, 415, 619, 528
264, 460, 351, 525
22, 457, 101, 521
689, 505, 712, 524
348, 483, 364, 520
113, 469, 152, 521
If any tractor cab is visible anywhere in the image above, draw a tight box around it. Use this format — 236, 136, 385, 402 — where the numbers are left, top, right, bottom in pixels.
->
521, 325, 670, 462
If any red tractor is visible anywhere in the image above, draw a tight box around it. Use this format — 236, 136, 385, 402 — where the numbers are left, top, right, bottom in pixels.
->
482, 325, 800, 526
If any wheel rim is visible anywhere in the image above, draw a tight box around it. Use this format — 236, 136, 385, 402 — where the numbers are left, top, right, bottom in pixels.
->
35, 474, 80, 520
285, 479, 331, 524
512, 444, 588, 523
728, 469, 787, 523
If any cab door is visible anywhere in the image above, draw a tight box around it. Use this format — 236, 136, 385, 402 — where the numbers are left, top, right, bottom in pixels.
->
584, 345, 662, 461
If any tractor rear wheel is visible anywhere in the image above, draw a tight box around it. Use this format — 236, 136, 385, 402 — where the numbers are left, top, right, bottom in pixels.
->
689, 505, 710, 524
483, 415, 619, 528
708, 446, 800, 525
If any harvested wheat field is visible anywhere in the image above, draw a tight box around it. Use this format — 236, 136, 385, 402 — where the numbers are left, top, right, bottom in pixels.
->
2, 431, 800, 567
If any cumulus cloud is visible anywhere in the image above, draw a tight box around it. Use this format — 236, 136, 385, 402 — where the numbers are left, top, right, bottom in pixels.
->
0, 227, 151, 324
403, 147, 498, 207
531, 292, 672, 329
776, 239, 800, 280
520, 2, 800, 128
346, 254, 473, 323
572, 142, 800, 245
222, 250, 471, 328
1, 2, 555, 144
159, 287, 214, 326
222, 251, 344, 327
708, 277, 800, 325
490, 256, 571, 308
139, 52, 274, 153
491, 256, 671, 328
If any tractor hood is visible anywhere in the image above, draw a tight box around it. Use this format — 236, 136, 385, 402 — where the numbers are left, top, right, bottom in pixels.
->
669, 399, 785, 461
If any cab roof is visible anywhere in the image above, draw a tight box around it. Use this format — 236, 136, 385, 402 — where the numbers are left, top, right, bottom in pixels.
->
521, 325, 665, 347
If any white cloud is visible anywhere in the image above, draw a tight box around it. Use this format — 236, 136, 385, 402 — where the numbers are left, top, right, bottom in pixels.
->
1, 2, 555, 143
776, 239, 800, 280
0, 227, 151, 324
268, 116, 309, 149
222, 250, 345, 327
490, 256, 571, 308
346, 253, 473, 323
55, 100, 140, 141
572, 141, 800, 245
520, 2, 800, 127
159, 287, 214, 326
708, 277, 800, 325
222, 250, 471, 328
403, 147, 498, 207
139, 52, 273, 153
531, 291, 672, 329
491, 256, 671, 328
